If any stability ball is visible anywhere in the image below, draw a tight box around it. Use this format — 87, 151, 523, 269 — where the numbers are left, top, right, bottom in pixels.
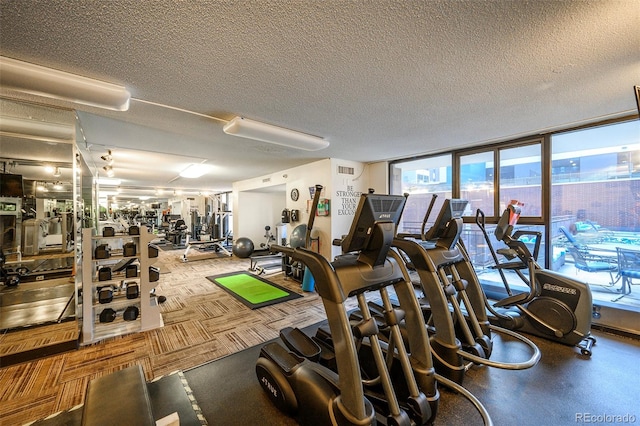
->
232, 237, 255, 258
290, 224, 307, 248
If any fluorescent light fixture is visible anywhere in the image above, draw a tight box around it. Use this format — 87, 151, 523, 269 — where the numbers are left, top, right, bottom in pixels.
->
95, 177, 121, 186
179, 163, 211, 178
0, 56, 130, 111
0, 116, 75, 142
223, 116, 329, 151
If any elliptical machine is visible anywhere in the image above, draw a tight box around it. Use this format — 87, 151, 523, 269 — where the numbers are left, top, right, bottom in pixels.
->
256, 188, 438, 425
475, 201, 596, 356
392, 198, 541, 385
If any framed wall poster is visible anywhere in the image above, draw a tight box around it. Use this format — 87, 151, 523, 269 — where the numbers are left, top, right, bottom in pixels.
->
306, 199, 330, 216
316, 198, 330, 216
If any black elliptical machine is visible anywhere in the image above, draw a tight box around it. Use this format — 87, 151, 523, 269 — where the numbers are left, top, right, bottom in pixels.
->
392, 197, 540, 386
475, 201, 596, 356
256, 187, 439, 425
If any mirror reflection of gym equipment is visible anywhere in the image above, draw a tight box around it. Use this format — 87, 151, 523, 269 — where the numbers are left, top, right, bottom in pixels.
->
153, 191, 235, 262
0, 99, 78, 333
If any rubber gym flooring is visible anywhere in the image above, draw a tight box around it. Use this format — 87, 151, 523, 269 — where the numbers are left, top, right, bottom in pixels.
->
184, 325, 638, 426
19, 319, 640, 426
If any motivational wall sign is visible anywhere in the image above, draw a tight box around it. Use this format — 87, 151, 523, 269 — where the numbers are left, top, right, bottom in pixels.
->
335, 185, 363, 216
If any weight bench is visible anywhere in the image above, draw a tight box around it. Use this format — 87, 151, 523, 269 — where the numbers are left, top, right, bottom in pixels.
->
82, 365, 154, 426
181, 235, 231, 262
249, 253, 283, 275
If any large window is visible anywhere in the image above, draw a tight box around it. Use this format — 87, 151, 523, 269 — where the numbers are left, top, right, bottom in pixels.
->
459, 151, 495, 217
499, 144, 542, 217
551, 120, 640, 306
389, 118, 640, 334
457, 142, 543, 292
390, 153, 452, 235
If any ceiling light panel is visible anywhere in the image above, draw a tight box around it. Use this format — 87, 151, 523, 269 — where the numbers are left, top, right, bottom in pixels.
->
179, 163, 212, 178
223, 117, 329, 151
0, 56, 131, 111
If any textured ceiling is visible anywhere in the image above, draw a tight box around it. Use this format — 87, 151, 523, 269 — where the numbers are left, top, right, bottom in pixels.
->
0, 0, 638, 196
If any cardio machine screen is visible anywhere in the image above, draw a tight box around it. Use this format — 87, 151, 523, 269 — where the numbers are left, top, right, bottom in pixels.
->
341, 193, 407, 267
423, 198, 468, 241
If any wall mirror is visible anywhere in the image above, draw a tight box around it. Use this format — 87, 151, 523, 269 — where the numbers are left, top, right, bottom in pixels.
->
0, 98, 78, 332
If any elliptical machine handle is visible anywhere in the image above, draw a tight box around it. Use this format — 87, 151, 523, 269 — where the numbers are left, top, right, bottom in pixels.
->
305, 184, 324, 249
420, 194, 439, 240
475, 208, 486, 228
270, 244, 294, 257
512, 230, 543, 261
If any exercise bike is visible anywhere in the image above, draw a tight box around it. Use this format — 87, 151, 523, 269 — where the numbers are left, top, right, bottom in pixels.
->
475, 201, 596, 356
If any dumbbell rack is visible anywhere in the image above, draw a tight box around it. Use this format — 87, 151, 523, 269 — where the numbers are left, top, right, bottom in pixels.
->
81, 226, 163, 345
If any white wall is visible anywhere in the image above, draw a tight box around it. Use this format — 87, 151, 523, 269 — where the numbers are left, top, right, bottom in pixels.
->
233, 158, 400, 260
233, 159, 336, 259
367, 161, 389, 194
329, 159, 375, 259
236, 190, 285, 248
232, 158, 390, 260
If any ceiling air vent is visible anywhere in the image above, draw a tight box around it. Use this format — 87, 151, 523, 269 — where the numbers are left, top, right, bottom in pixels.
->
338, 165, 355, 175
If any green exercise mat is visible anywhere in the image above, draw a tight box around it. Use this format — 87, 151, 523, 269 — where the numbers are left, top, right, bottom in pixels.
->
206, 272, 302, 309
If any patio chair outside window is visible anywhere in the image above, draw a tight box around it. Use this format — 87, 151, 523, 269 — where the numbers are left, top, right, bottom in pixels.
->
616, 247, 640, 302
566, 247, 617, 279
566, 247, 622, 300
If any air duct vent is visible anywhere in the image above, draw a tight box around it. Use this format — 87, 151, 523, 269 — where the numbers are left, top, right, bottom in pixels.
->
338, 166, 355, 175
